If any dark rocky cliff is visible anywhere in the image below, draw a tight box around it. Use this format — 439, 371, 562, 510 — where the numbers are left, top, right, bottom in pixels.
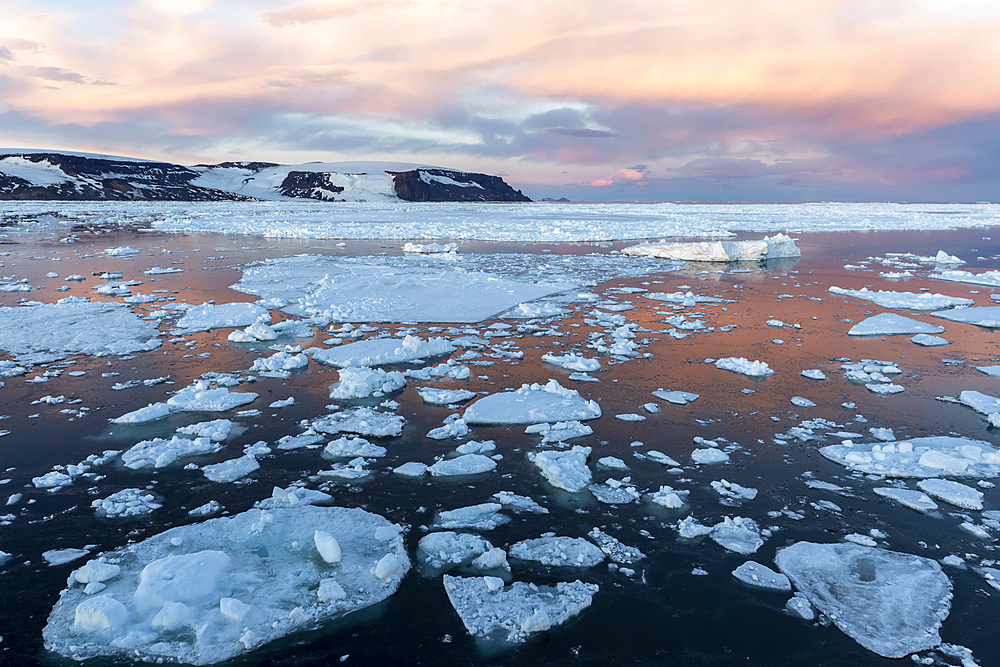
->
390, 169, 531, 202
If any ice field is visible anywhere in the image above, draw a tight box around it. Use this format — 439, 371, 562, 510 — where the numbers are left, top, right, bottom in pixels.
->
0, 202, 999, 665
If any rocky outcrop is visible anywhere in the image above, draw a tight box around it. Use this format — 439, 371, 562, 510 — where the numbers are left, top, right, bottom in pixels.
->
390, 169, 531, 202
277, 171, 345, 200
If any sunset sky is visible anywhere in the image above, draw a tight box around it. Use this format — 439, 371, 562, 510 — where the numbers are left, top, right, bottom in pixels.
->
2, 0, 999, 201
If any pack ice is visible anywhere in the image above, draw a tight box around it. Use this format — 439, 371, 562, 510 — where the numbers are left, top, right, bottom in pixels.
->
44, 506, 409, 665
0, 300, 161, 364
464, 380, 601, 425
775, 542, 951, 659
314, 335, 455, 368
622, 234, 800, 262
828, 286, 973, 310
443, 575, 598, 643
819, 436, 1000, 478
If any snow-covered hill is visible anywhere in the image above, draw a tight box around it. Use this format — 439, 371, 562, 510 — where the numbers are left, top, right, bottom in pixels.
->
0, 151, 531, 202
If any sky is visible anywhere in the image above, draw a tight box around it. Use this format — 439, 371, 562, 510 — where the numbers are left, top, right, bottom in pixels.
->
2, 0, 999, 202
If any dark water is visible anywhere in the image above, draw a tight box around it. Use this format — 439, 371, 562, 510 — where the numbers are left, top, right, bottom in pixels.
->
0, 225, 998, 666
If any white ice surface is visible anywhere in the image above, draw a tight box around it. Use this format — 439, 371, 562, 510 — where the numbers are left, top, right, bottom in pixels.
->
848, 313, 945, 336
714, 357, 774, 377
509, 536, 605, 567
828, 287, 973, 310
314, 335, 455, 368
329, 367, 405, 399
174, 303, 269, 333
0, 300, 161, 364
443, 575, 598, 643
44, 506, 409, 665
308, 408, 405, 438
527, 446, 592, 493
464, 380, 600, 425
915, 479, 983, 510
427, 454, 497, 476
775, 541, 951, 659
623, 234, 799, 262
820, 436, 1000, 478
873, 487, 939, 513
732, 561, 791, 590
931, 306, 1000, 328
416, 387, 477, 405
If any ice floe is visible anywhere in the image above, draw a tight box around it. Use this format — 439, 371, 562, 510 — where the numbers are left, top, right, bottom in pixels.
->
329, 366, 405, 399
527, 446, 592, 492
427, 454, 497, 477
847, 313, 945, 336
930, 306, 1000, 328
775, 542, 951, 659
873, 487, 939, 513
416, 387, 476, 405
828, 286, 973, 310
174, 302, 270, 333
464, 380, 600, 425
44, 506, 408, 664
623, 234, 799, 262
314, 335, 455, 368
820, 436, 1000, 478
443, 575, 598, 644
732, 561, 790, 590
915, 479, 983, 510
714, 357, 774, 377
509, 535, 605, 567
308, 408, 405, 438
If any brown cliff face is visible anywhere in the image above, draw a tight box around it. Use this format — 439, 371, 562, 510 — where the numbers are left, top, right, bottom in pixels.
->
390, 169, 531, 202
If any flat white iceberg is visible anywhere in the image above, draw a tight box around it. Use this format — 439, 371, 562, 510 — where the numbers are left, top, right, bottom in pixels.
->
652, 389, 700, 404
122, 436, 222, 469
828, 287, 973, 310
427, 454, 497, 477
732, 561, 790, 590
509, 536, 605, 568
714, 357, 774, 377
541, 353, 600, 372
820, 436, 1000, 478
775, 541, 951, 659
202, 455, 259, 483
0, 301, 161, 364
43, 506, 408, 664
623, 234, 799, 262
329, 367, 405, 399
314, 335, 455, 368
932, 268, 1000, 287
416, 387, 476, 405
464, 380, 601, 425
931, 306, 1000, 328
848, 313, 945, 336
709, 517, 763, 554
916, 479, 983, 510
417, 532, 492, 569
910, 334, 949, 346
309, 408, 405, 438
443, 575, 598, 643
524, 420, 593, 444
175, 303, 270, 333
527, 446, 592, 492
873, 487, 939, 513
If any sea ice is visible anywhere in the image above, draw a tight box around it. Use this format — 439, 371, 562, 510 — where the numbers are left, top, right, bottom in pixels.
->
427, 454, 497, 476
202, 455, 259, 483
931, 306, 1000, 328
622, 234, 799, 262
43, 506, 408, 664
732, 561, 791, 590
932, 268, 1000, 288
308, 408, 405, 438
122, 436, 222, 469
416, 387, 476, 405
315, 335, 456, 369
541, 353, 601, 372
174, 303, 270, 333
709, 517, 763, 554
434, 503, 508, 531
0, 300, 161, 364
92, 488, 161, 518
827, 287, 973, 310
324, 436, 386, 458
915, 479, 983, 510
873, 487, 939, 513
524, 420, 593, 444
464, 380, 601, 425
775, 541, 951, 659
714, 357, 774, 377
417, 532, 492, 569
527, 446, 592, 492
820, 436, 1000, 478
509, 536, 605, 568
652, 389, 700, 404
847, 313, 945, 336
443, 575, 598, 643
329, 367, 405, 399
910, 334, 950, 346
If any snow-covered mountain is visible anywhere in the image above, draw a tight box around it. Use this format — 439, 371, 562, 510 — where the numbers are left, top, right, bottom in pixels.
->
0, 151, 531, 202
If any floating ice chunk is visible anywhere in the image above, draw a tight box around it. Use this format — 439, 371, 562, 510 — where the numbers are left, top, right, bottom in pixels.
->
73, 560, 121, 585
650, 485, 688, 509
524, 420, 593, 444
975, 365, 1000, 378
959, 390, 1000, 416
541, 353, 600, 372
866, 383, 904, 395
715, 357, 774, 377
228, 320, 279, 342
92, 488, 161, 517
202, 455, 259, 483
848, 313, 945, 336
504, 301, 569, 318
309, 408, 405, 438
588, 478, 640, 504
646, 290, 725, 305
313, 335, 455, 368
456, 439, 496, 455
709, 517, 763, 554
105, 246, 140, 256
465, 380, 601, 425
732, 561, 790, 590
491, 491, 548, 514
167, 381, 258, 413
801, 369, 826, 380
110, 402, 174, 424
416, 387, 476, 405
916, 479, 983, 510
32, 470, 74, 489
417, 532, 491, 569
434, 503, 507, 531
527, 446, 592, 492
393, 461, 428, 477
324, 436, 386, 458
509, 536, 605, 567
646, 450, 682, 466
711, 480, 758, 503
676, 516, 714, 539
177, 419, 234, 442
44, 548, 91, 565
443, 575, 598, 643
775, 541, 951, 659
597, 456, 628, 470
175, 303, 270, 333
313, 530, 342, 564
692, 448, 730, 464
930, 306, 1000, 328
828, 286, 973, 310
623, 234, 799, 262
586, 528, 644, 564
329, 367, 405, 399
428, 454, 497, 476
820, 436, 1000, 478
932, 268, 1000, 287
404, 361, 470, 381
44, 506, 408, 664
426, 413, 470, 439
873, 488, 939, 513
910, 334, 950, 346
791, 396, 816, 408
402, 242, 458, 254
0, 301, 161, 364
122, 436, 221, 469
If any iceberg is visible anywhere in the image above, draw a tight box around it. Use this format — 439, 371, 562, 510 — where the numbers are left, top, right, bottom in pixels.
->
509, 536, 605, 567
930, 306, 1000, 328
313, 335, 455, 368
464, 380, 601, 425
527, 446, 592, 493
622, 234, 799, 262
820, 436, 1000, 478
828, 287, 973, 310
174, 302, 270, 333
848, 313, 945, 336
775, 542, 951, 659
44, 506, 409, 664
